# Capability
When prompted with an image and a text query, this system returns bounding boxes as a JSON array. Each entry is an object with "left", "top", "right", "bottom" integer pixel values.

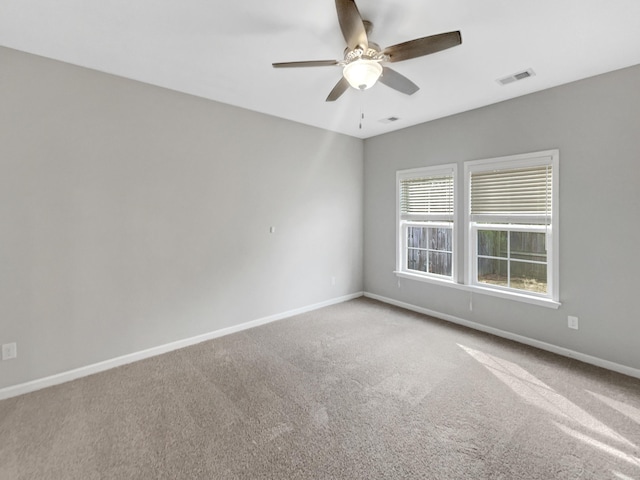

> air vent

[
  {"left": 497, "top": 68, "right": 536, "bottom": 86},
  {"left": 379, "top": 116, "right": 400, "bottom": 124}
]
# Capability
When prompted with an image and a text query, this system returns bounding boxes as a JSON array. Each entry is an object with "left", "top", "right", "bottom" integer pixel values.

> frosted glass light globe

[{"left": 343, "top": 60, "right": 383, "bottom": 90}]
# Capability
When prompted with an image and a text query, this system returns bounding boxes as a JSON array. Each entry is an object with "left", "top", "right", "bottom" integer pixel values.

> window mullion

[{"left": 507, "top": 230, "right": 511, "bottom": 289}]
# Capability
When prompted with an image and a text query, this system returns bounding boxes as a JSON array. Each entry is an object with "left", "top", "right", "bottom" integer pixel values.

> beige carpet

[{"left": 1, "top": 298, "right": 639, "bottom": 479}]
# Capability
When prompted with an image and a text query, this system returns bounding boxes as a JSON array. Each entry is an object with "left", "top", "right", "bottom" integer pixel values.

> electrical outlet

[
  {"left": 568, "top": 316, "right": 579, "bottom": 330},
  {"left": 331, "top": 276, "right": 336, "bottom": 286},
  {"left": 2, "top": 342, "right": 17, "bottom": 360}
]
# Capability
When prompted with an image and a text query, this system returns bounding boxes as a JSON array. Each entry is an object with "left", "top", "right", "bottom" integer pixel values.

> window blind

[
  {"left": 400, "top": 175, "right": 454, "bottom": 219},
  {"left": 470, "top": 165, "right": 552, "bottom": 223}
]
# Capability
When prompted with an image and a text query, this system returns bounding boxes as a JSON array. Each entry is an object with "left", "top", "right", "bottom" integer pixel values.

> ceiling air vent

[
  {"left": 497, "top": 68, "right": 536, "bottom": 86},
  {"left": 379, "top": 116, "right": 400, "bottom": 124}
]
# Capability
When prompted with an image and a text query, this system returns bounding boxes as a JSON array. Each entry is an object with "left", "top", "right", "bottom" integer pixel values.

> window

[
  {"left": 465, "top": 150, "right": 559, "bottom": 303},
  {"left": 396, "top": 164, "right": 456, "bottom": 282},
  {"left": 394, "top": 151, "right": 559, "bottom": 307}
]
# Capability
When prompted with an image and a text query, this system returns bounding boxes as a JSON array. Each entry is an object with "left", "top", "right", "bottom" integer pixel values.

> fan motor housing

[{"left": 344, "top": 46, "right": 386, "bottom": 65}]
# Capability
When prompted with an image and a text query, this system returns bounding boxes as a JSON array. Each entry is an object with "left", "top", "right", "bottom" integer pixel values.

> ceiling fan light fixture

[
  {"left": 272, "top": 0, "right": 462, "bottom": 102},
  {"left": 343, "top": 59, "right": 383, "bottom": 90}
]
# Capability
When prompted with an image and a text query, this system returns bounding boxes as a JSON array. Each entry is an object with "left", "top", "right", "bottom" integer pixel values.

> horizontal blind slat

[
  {"left": 400, "top": 174, "right": 454, "bottom": 216},
  {"left": 470, "top": 165, "right": 552, "bottom": 220}
]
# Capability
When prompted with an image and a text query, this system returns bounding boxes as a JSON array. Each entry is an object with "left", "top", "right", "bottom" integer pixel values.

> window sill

[{"left": 394, "top": 271, "right": 561, "bottom": 309}]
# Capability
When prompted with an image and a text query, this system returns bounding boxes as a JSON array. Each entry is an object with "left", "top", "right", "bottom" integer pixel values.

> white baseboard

[
  {"left": 364, "top": 292, "right": 640, "bottom": 380},
  {"left": 0, "top": 292, "right": 364, "bottom": 401}
]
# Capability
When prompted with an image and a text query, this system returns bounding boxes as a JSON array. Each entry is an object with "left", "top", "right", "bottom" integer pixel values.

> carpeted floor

[{"left": 1, "top": 298, "right": 639, "bottom": 479}]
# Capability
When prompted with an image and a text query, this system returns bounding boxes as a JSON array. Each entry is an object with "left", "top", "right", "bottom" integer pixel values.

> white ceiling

[{"left": 2, "top": 0, "right": 639, "bottom": 139}]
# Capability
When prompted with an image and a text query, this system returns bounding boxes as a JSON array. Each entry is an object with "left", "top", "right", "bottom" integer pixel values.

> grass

[{"left": 478, "top": 274, "right": 547, "bottom": 294}]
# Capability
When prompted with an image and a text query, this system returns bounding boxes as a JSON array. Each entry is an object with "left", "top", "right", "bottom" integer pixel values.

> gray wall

[
  {"left": 2, "top": 43, "right": 639, "bottom": 390},
  {"left": 364, "top": 64, "right": 640, "bottom": 371},
  {"left": 0, "top": 47, "right": 364, "bottom": 389}
]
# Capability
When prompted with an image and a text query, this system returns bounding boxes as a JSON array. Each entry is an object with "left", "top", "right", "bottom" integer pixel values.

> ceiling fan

[{"left": 272, "top": 0, "right": 462, "bottom": 102}]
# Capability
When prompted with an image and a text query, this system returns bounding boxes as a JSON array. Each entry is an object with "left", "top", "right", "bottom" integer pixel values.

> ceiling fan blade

[
  {"left": 379, "top": 67, "right": 419, "bottom": 95},
  {"left": 326, "top": 77, "right": 350, "bottom": 102},
  {"left": 383, "top": 31, "right": 462, "bottom": 63},
  {"left": 335, "top": 0, "right": 368, "bottom": 50},
  {"left": 273, "top": 60, "right": 340, "bottom": 68}
]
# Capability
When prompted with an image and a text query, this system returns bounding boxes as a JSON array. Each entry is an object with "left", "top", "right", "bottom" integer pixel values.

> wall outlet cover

[
  {"left": 568, "top": 316, "right": 579, "bottom": 330},
  {"left": 2, "top": 343, "right": 17, "bottom": 360}
]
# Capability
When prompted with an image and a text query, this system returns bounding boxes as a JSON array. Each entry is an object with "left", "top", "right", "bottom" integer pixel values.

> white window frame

[
  {"left": 396, "top": 164, "right": 458, "bottom": 285},
  {"left": 464, "top": 150, "right": 559, "bottom": 307}
]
